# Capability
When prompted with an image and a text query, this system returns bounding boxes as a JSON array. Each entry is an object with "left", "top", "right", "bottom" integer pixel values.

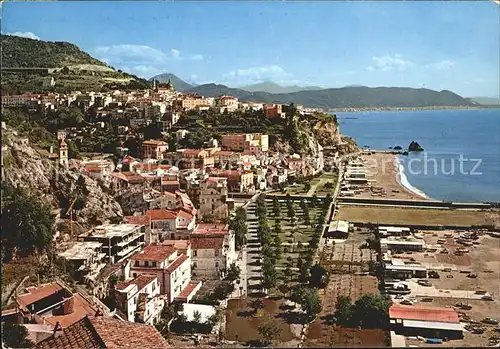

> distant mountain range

[
  {"left": 184, "top": 83, "right": 475, "bottom": 109},
  {"left": 239, "top": 81, "right": 325, "bottom": 94}
]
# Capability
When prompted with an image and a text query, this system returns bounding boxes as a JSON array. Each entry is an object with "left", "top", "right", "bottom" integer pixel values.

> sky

[{"left": 2, "top": 1, "right": 499, "bottom": 97}]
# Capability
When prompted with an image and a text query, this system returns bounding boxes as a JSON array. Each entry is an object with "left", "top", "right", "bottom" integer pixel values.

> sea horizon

[{"left": 337, "top": 108, "right": 500, "bottom": 203}]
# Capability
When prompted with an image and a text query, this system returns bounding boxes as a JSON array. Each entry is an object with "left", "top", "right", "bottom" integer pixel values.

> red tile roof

[
  {"left": 131, "top": 245, "right": 177, "bottom": 262},
  {"left": 90, "top": 316, "right": 171, "bottom": 348},
  {"left": 178, "top": 207, "right": 195, "bottom": 220},
  {"left": 389, "top": 305, "right": 460, "bottom": 323},
  {"left": 147, "top": 209, "right": 178, "bottom": 221},
  {"left": 142, "top": 139, "right": 167, "bottom": 146},
  {"left": 116, "top": 275, "right": 157, "bottom": 292},
  {"left": 44, "top": 293, "right": 98, "bottom": 329},
  {"left": 111, "top": 171, "right": 145, "bottom": 183},
  {"left": 17, "top": 282, "right": 66, "bottom": 309},
  {"left": 35, "top": 316, "right": 104, "bottom": 349},
  {"left": 175, "top": 281, "right": 201, "bottom": 301},
  {"left": 166, "top": 254, "right": 189, "bottom": 273},
  {"left": 124, "top": 215, "right": 151, "bottom": 226},
  {"left": 193, "top": 224, "right": 230, "bottom": 236},
  {"left": 36, "top": 315, "right": 171, "bottom": 349},
  {"left": 191, "top": 237, "right": 225, "bottom": 250}
]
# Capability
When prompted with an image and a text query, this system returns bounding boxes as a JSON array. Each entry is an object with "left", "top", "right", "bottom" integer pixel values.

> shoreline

[
  {"left": 329, "top": 106, "right": 486, "bottom": 113},
  {"left": 394, "top": 156, "right": 432, "bottom": 201}
]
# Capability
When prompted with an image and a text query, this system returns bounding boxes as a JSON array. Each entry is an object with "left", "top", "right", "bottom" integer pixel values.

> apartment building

[
  {"left": 199, "top": 177, "right": 229, "bottom": 220},
  {"left": 115, "top": 275, "right": 163, "bottom": 324},
  {"left": 221, "top": 133, "right": 269, "bottom": 155},
  {"left": 263, "top": 104, "right": 284, "bottom": 119},
  {"left": 173, "top": 149, "right": 215, "bottom": 169},
  {"left": 57, "top": 241, "right": 107, "bottom": 284},
  {"left": 218, "top": 170, "right": 254, "bottom": 193},
  {"left": 78, "top": 224, "right": 146, "bottom": 264},
  {"left": 129, "top": 245, "right": 198, "bottom": 304},
  {"left": 175, "top": 95, "right": 213, "bottom": 111},
  {"left": 190, "top": 224, "right": 236, "bottom": 279},
  {"left": 141, "top": 139, "right": 168, "bottom": 160},
  {"left": 145, "top": 208, "right": 196, "bottom": 241}
]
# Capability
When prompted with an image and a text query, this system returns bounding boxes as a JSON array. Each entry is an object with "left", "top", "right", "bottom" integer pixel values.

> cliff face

[
  {"left": 312, "top": 117, "right": 342, "bottom": 147},
  {"left": 2, "top": 125, "right": 123, "bottom": 235}
]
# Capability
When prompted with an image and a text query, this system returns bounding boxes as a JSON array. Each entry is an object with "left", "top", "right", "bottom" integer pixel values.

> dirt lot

[
  {"left": 225, "top": 298, "right": 297, "bottom": 344},
  {"left": 306, "top": 232, "right": 383, "bottom": 347},
  {"left": 394, "top": 234, "right": 500, "bottom": 347},
  {"left": 336, "top": 205, "right": 499, "bottom": 227},
  {"left": 305, "top": 327, "right": 388, "bottom": 347}
]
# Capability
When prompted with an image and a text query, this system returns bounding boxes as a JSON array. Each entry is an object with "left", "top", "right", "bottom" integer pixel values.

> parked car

[
  {"left": 482, "top": 295, "right": 494, "bottom": 301},
  {"left": 401, "top": 300, "right": 413, "bottom": 305},
  {"left": 482, "top": 318, "right": 499, "bottom": 325},
  {"left": 421, "top": 297, "right": 434, "bottom": 302},
  {"left": 395, "top": 295, "right": 404, "bottom": 299}
]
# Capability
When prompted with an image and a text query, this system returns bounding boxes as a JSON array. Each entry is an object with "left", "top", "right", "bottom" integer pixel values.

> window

[
  {"left": 152, "top": 262, "right": 157, "bottom": 267},
  {"left": 193, "top": 250, "right": 197, "bottom": 257},
  {"left": 215, "top": 249, "right": 219, "bottom": 257},
  {"left": 215, "top": 262, "right": 219, "bottom": 268},
  {"left": 145, "top": 261, "right": 149, "bottom": 267},
  {"left": 133, "top": 273, "right": 137, "bottom": 278}
]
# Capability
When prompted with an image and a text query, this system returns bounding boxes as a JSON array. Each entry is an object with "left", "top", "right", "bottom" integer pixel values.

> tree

[
  {"left": 283, "top": 265, "right": 293, "bottom": 283},
  {"left": 225, "top": 263, "right": 241, "bottom": 282},
  {"left": 311, "top": 194, "right": 318, "bottom": 207},
  {"left": 258, "top": 319, "right": 281, "bottom": 345},
  {"left": 272, "top": 196, "right": 281, "bottom": 217},
  {"left": 309, "top": 263, "right": 329, "bottom": 288},
  {"left": 352, "top": 294, "right": 390, "bottom": 329},
  {"left": 273, "top": 235, "right": 283, "bottom": 261},
  {"left": 1, "top": 323, "right": 34, "bottom": 348},
  {"left": 298, "top": 288, "right": 322, "bottom": 321},
  {"left": 278, "top": 283, "right": 289, "bottom": 299},
  {"left": 193, "top": 310, "right": 202, "bottom": 324},
  {"left": 335, "top": 295, "right": 353, "bottom": 326},
  {"left": 123, "top": 138, "right": 140, "bottom": 157},
  {"left": 304, "top": 182, "right": 312, "bottom": 193},
  {"left": 66, "top": 139, "right": 81, "bottom": 159},
  {"left": 1, "top": 186, "right": 54, "bottom": 262},
  {"left": 249, "top": 298, "right": 264, "bottom": 315}
]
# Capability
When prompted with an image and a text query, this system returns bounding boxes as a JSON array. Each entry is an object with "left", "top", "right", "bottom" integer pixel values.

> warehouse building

[
  {"left": 327, "top": 220, "right": 350, "bottom": 238},
  {"left": 389, "top": 305, "right": 463, "bottom": 339}
]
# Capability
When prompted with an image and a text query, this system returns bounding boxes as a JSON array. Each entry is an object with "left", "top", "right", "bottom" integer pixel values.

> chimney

[
  {"left": 52, "top": 321, "right": 63, "bottom": 338},
  {"left": 62, "top": 296, "right": 75, "bottom": 315}
]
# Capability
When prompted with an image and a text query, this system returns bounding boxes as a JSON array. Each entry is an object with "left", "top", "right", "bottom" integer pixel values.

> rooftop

[
  {"left": 166, "top": 254, "right": 189, "bottom": 273},
  {"left": 116, "top": 275, "right": 157, "bottom": 293},
  {"left": 191, "top": 236, "right": 225, "bottom": 250},
  {"left": 124, "top": 215, "right": 151, "bottom": 226},
  {"left": 389, "top": 305, "right": 460, "bottom": 323},
  {"left": 57, "top": 241, "right": 103, "bottom": 260},
  {"left": 35, "top": 316, "right": 170, "bottom": 349},
  {"left": 79, "top": 224, "right": 144, "bottom": 239},
  {"left": 44, "top": 293, "right": 99, "bottom": 329},
  {"left": 17, "top": 282, "right": 66, "bottom": 309},
  {"left": 146, "top": 209, "right": 178, "bottom": 221},
  {"left": 193, "top": 223, "right": 230, "bottom": 236},
  {"left": 131, "top": 244, "right": 177, "bottom": 262}
]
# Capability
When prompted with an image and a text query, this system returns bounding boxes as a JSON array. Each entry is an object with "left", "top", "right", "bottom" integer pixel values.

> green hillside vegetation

[{"left": 1, "top": 35, "right": 150, "bottom": 94}]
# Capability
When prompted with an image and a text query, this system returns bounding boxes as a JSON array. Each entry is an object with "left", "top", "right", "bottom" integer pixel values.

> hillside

[
  {"left": 187, "top": 84, "right": 475, "bottom": 108},
  {"left": 469, "top": 97, "right": 500, "bottom": 106},
  {"left": 149, "top": 73, "right": 193, "bottom": 92},
  {"left": 1, "top": 35, "right": 149, "bottom": 94},
  {"left": 239, "top": 81, "right": 324, "bottom": 94}
]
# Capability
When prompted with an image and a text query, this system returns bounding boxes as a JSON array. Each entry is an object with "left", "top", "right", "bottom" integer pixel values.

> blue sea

[{"left": 336, "top": 109, "right": 500, "bottom": 203}]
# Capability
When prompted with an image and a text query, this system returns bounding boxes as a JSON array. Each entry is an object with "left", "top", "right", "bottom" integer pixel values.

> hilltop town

[{"left": 2, "top": 49, "right": 500, "bottom": 349}]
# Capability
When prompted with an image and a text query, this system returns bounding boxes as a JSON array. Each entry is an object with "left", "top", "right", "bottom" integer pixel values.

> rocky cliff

[{"left": 2, "top": 125, "right": 123, "bottom": 236}]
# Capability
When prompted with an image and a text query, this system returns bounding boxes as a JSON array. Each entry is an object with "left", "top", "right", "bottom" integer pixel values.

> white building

[
  {"left": 129, "top": 244, "right": 200, "bottom": 304},
  {"left": 190, "top": 224, "right": 236, "bottom": 279},
  {"left": 115, "top": 274, "right": 164, "bottom": 325}
]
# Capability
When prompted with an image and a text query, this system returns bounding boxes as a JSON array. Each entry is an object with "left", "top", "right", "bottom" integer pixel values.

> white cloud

[
  {"left": 171, "top": 49, "right": 181, "bottom": 60},
  {"left": 94, "top": 44, "right": 204, "bottom": 78},
  {"left": 4, "top": 31, "right": 40, "bottom": 40},
  {"left": 367, "top": 54, "right": 413, "bottom": 72},
  {"left": 425, "top": 60, "right": 455, "bottom": 70},
  {"left": 222, "top": 65, "right": 293, "bottom": 85},
  {"left": 189, "top": 54, "right": 204, "bottom": 61}
]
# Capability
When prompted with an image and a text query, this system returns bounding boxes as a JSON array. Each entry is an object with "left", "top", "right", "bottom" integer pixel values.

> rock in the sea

[
  {"left": 408, "top": 141, "right": 424, "bottom": 152},
  {"left": 394, "top": 146, "right": 403, "bottom": 150}
]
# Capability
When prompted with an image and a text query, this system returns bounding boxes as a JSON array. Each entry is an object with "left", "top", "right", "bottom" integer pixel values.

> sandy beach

[{"left": 352, "top": 152, "right": 432, "bottom": 201}]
